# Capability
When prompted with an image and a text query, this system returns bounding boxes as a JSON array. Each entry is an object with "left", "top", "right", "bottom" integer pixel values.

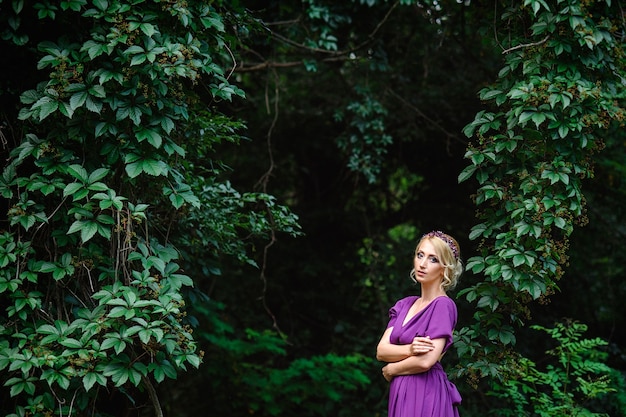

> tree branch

[
  {"left": 253, "top": 66, "right": 287, "bottom": 338},
  {"left": 236, "top": 2, "right": 400, "bottom": 73},
  {"left": 387, "top": 89, "right": 465, "bottom": 146},
  {"left": 142, "top": 375, "right": 163, "bottom": 417},
  {"left": 259, "top": 0, "right": 400, "bottom": 57},
  {"left": 236, "top": 56, "right": 350, "bottom": 72},
  {"left": 501, "top": 35, "right": 550, "bottom": 54}
]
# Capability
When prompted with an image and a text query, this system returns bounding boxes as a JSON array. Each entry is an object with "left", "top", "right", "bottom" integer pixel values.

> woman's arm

[
  {"left": 376, "top": 328, "right": 435, "bottom": 362},
  {"left": 381, "top": 337, "right": 446, "bottom": 381},
  {"left": 376, "top": 328, "right": 411, "bottom": 362}
]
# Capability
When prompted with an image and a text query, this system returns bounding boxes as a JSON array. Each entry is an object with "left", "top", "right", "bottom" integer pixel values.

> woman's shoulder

[
  {"left": 432, "top": 295, "right": 458, "bottom": 311},
  {"left": 392, "top": 295, "right": 419, "bottom": 309}
]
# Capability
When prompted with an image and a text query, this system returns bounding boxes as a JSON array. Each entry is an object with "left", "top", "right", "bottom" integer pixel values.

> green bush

[{"left": 488, "top": 320, "right": 626, "bottom": 417}]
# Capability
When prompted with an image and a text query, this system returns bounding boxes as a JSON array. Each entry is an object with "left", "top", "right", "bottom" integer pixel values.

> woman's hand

[
  {"left": 382, "top": 364, "right": 394, "bottom": 382},
  {"left": 410, "top": 336, "right": 434, "bottom": 355},
  {"left": 381, "top": 337, "right": 446, "bottom": 380}
]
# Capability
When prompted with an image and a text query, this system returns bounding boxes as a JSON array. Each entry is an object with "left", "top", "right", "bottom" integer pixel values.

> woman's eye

[{"left": 429, "top": 256, "right": 439, "bottom": 263}]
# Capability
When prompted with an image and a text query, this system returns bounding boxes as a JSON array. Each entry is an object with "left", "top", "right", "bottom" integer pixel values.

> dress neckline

[{"left": 401, "top": 295, "right": 447, "bottom": 327}]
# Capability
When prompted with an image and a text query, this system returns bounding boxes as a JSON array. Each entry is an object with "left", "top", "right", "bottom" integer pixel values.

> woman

[{"left": 376, "top": 231, "right": 463, "bottom": 417}]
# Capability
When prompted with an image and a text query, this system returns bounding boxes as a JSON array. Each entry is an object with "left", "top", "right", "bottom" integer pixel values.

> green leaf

[
  {"left": 477, "top": 295, "right": 499, "bottom": 311},
  {"left": 88, "top": 85, "right": 106, "bottom": 98},
  {"left": 93, "top": 0, "right": 108, "bottom": 11},
  {"left": 86, "top": 96, "right": 103, "bottom": 113},
  {"left": 67, "top": 164, "right": 89, "bottom": 182},
  {"left": 82, "top": 39, "right": 107, "bottom": 59},
  {"left": 94, "top": 68, "right": 123, "bottom": 84},
  {"left": 458, "top": 165, "right": 477, "bottom": 183},
  {"left": 169, "top": 193, "right": 185, "bottom": 209},
  {"left": 138, "top": 329, "right": 152, "bottom": 344},
  {"left": 531, "top": 112, "right": 546, "bottom": 128},
  {"left": 554, "top": 216, "right": 566, "bottom": 229},
  {"left": 186, "top": 354, "right": 201, "bottom": 368},
  {"left": 125, "top": 162, "right": 143, "bottom": 178},
  {"left": 88, "top": 181, "right": 109, "bottom": 192},
  {"left": 513, "top": 254, "right": 526, "bottom": 267},
  {"left": 60, "top": 338, "right": 83, "bottom": 349},
  {"left": 136, "top": 128, "right": 163, "bottom": 149},
  {"left": 33, "top": 96, "right": 59, "bottom": 120},
  {"left": 160, "top": 116, "right": 175, "bottom": 133},
  {"left": 139, "top": 23, "right": 156, "bottom": 37},
  {"left": 496, "top": 327, "right": 516, "bottom": 345},
  {"left": 20, "top": 89, "right": 39, "bottom": 105},
  {"left": 37, "top": 323, "right": 61, "bottom": 335},
  {"left": 141, "top": 159, "right": 165, "bottom": 176},
  {"left": 58, "top": 101, "right": 75, "bottom": 118},
  {"left": 88, "top": 168, "right": 109, "bottom": 183},
  {"left": 519, "top": 111, "right": 535, "bottom": 124},
  {"left": 95, "top": 122, "right": 109, "bottom": 138},
  {"left": 200, "top": 14, "right": 225, "bottom": 31},
  {"left": 39, "top": 262, "right": 58, "bottom": 274},
  {"left": 82, "top": 372, "right": 106, "bottom": 391},
  {"left": 80, "top": 221, "right": 99, "bottom": 242},
  {"left": 128, "top": 107, "right": 143, "bottom": 125},
  {"left": 63, "top": 182, "right": 83, "bottom": 197},
  {"left": 100, "top": 338, "right": 119, "bottom": 351},
  {"left": 7, "top": 376, "right": 37, "bottom": 396},
  {"left": 124, "top": 45, "right": 144, "bottom": 55},
  {"left": 130, "top": 54, "right": 147, "bottom": 66},
  {"left": 13, "top": 0, "right": 25, "bottom": 13},
  {"left": 70, "top": 90, "right": 88, "bottom": 110}
]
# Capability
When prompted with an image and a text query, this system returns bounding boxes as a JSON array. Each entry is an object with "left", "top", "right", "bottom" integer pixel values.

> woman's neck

[{"left": 420, "top": 285, "right": 446, "bottom": 301}]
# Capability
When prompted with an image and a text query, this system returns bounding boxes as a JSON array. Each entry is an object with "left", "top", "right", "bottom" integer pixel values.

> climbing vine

[
  {"left": 456, "top": 0, "right": 626, "bottom": 385},
  {"left": 0, "top": 1, "right": 300, "bottom": 416}
]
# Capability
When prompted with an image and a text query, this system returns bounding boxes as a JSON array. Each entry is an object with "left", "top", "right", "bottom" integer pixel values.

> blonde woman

[{"left": 376, "top": 231, "right": 463, "bottom": 417}]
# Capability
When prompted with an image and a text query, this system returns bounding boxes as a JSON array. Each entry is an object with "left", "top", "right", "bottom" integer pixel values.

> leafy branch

[{"left": 458, "top": 0, "right": 626, "bottom": 385}]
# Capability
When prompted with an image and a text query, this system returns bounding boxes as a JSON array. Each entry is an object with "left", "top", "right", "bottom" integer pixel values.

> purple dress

[{"left": 386, "top": 296, "right": 461, "bottom": 417}]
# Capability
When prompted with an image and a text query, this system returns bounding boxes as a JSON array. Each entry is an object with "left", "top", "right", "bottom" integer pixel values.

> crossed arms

[{"left": 376, "top": 327, "right": 446, "bottom": 382}]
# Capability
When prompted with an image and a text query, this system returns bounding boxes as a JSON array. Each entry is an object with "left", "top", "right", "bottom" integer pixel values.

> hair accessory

[{"left": 422, "top": 230, "right": 459, "bottom": 260}]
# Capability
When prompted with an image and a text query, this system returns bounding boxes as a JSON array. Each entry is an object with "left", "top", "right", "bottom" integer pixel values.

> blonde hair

[{"left": 410, "top": 231, "right": 463, "bottom": 291}]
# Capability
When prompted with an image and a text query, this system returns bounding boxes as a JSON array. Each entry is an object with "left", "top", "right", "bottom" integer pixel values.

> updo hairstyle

[{"left": 410, "top": 231, "right": 463, "bottom": 291}]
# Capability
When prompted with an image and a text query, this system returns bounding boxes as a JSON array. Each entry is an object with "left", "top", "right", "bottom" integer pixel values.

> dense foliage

[
  {"left": 0, "top": 0, "right": 625, "bottom": 417},
  {"left": 458, "top": 0, "right": 626, "bottom": 381},
  {"left": 490, "top": 320, "right": 625, "bottom": 417},
  {"left": 0, "top": 1, "right": 304, "bottom": 415}
]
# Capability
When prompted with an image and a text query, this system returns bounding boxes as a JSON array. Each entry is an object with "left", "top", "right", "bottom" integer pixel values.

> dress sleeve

[
  {"left": 386, "top": 297, "right": 407, "bottom": 329},
  {"left": 425, "top": 297, "right": 458, "bottom": 352}
]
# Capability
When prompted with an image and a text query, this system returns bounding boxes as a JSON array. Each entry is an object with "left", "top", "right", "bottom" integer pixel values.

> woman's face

[{"left": 413, "top": 239, "right": 444, "bottom": 285}]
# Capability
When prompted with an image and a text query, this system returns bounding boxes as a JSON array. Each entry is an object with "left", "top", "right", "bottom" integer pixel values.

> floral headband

[{"left": 422, "top": 230, "right": 459, "bottom": 260}]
